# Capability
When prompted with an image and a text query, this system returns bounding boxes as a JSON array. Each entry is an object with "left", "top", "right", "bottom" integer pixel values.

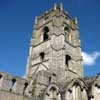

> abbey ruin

[{"left": 0, "top": 4, "right": 100, "bottom": 100}]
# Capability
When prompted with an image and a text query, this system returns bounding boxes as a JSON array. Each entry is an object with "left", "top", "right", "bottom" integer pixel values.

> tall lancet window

[
  {"left": 65, "top": 55, "right": 71, "bottom": 67},
  {"left": 43, "top": 26, "right": 49, "bottom": 41},
  {"left": 40, "top": 52, "right": 45, "bottom": 61},
  {"left": 10, "top": 79, "right": 16, "bottom": 91}
]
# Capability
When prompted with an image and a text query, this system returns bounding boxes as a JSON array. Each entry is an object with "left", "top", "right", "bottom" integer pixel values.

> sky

[{"left": 0, "top": 0, "right": 100, "bottom": 77}]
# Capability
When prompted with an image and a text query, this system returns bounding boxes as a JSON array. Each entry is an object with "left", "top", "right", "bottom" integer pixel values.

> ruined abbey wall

[
  {"left": 1, "top": 71, "right": 100, "bottom": 100},
  {"left": 0, "top": 72, "right": 30, "bottom": 100}
]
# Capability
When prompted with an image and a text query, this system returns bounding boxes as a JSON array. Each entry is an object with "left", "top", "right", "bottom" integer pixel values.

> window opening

[
  {"left": 40, "top": 52, "right": 45, "bottom": 61},
  {"left": 0, "top": 74, "right": 2, "bottom": 79},
  {"left": 64, "top": 26, "right": 69, "bottom": 32},
  {"left": 43, "top": 26, "right": 49, "bottom": 41},
  {"left": 43, "top": 26, "right": 49, "bottom": 33},
  {"left": 43, "top": 33, "right": 49, "bottom": 41},
  {"left": 23, "top": 82, "right": 28, "bottom": 95},
  {"left": 10, "top": 79, "right": 16, "bottom": 91},
  {"left": 65, "top": 55, "right": 71, "bottom": 66}
]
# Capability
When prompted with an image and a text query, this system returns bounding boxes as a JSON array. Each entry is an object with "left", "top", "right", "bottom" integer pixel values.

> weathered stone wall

[
  {"left": 1, "top": 71, "right": 100, "bottom": 100},
  {"left": 0, "top": 72, "right": 30, "bottom": 100}
]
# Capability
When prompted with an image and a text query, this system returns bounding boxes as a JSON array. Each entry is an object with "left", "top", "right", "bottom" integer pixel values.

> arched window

[
  {"left": 0, "top": 74, "right": 2, "bottom": 79},
  {"left": 43, "top": 33, "right": 49, "bottom": 41},
  {"left": 10, "top": 79, "right": 16, "bottom": 91},
  {"left": 43, "top": 26, "right": 49, "bottom": 33},
  {"left": 64, "top": 26, "right": 69, "bottom": 32},
  {"left": 23, "top": 82, "right": 28, "bottom": 95},
  {"left": 43, "top": 26, "right": 49, "bottom": 41},
  {"left": 65, "top": 55, "right": 71, "bottom": 67},
  {"left": 40, "top": 52, "right": 45, "bottom": 61}
]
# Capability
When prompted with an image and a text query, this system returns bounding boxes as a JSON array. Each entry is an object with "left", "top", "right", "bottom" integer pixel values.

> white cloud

[{"left": 82, "top": 51, "right": 100, "bottom": 66}]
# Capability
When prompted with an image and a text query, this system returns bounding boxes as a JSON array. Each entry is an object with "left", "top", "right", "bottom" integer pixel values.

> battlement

[
  {"left": 35, "top": 3, "right": 70, "bottom": 23},
  {"left": 33, "top": 3, "right": 77, "bottom": 31}
]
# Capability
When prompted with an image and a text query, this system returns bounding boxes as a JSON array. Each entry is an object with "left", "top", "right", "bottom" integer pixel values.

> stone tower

[
  {"left": 26, "top": 4, "right": 83, "bottom": 80},
  {"left": 1, "top": 3, "right": 100, "bottom": 100},
  {"left": 25, "top": 3, "right": 84, "bottom": 98}
]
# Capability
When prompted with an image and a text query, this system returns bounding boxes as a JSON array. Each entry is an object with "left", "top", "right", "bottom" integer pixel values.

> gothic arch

[
  {"left": 44, "top": 84, "right": 61, "bottom": 100},
  {"left": 65, "top": 78, "right": 88, "bottom": 100},
  {"left": 43, "top": 26, "right": 49, "bottom": 33},
  {"left": 23, "top": 82, "right": 28, "bottom": 95},
  {"left": 43, "top": 26, "right": 49, "bottom": 41},
  {"left": 10, "top": 78, "right": 16, "bottom": 91},
  {"left": 64, "top": 26, "right": 70, "bottom": 32},
  {"left": 91, "top": 76, "right": 100, "bottom": 100}
]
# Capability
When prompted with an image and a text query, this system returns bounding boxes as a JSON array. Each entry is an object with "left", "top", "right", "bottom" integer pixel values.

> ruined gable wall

[{"left": 0, "top": 72, "right": 30, "bottom": 100}]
